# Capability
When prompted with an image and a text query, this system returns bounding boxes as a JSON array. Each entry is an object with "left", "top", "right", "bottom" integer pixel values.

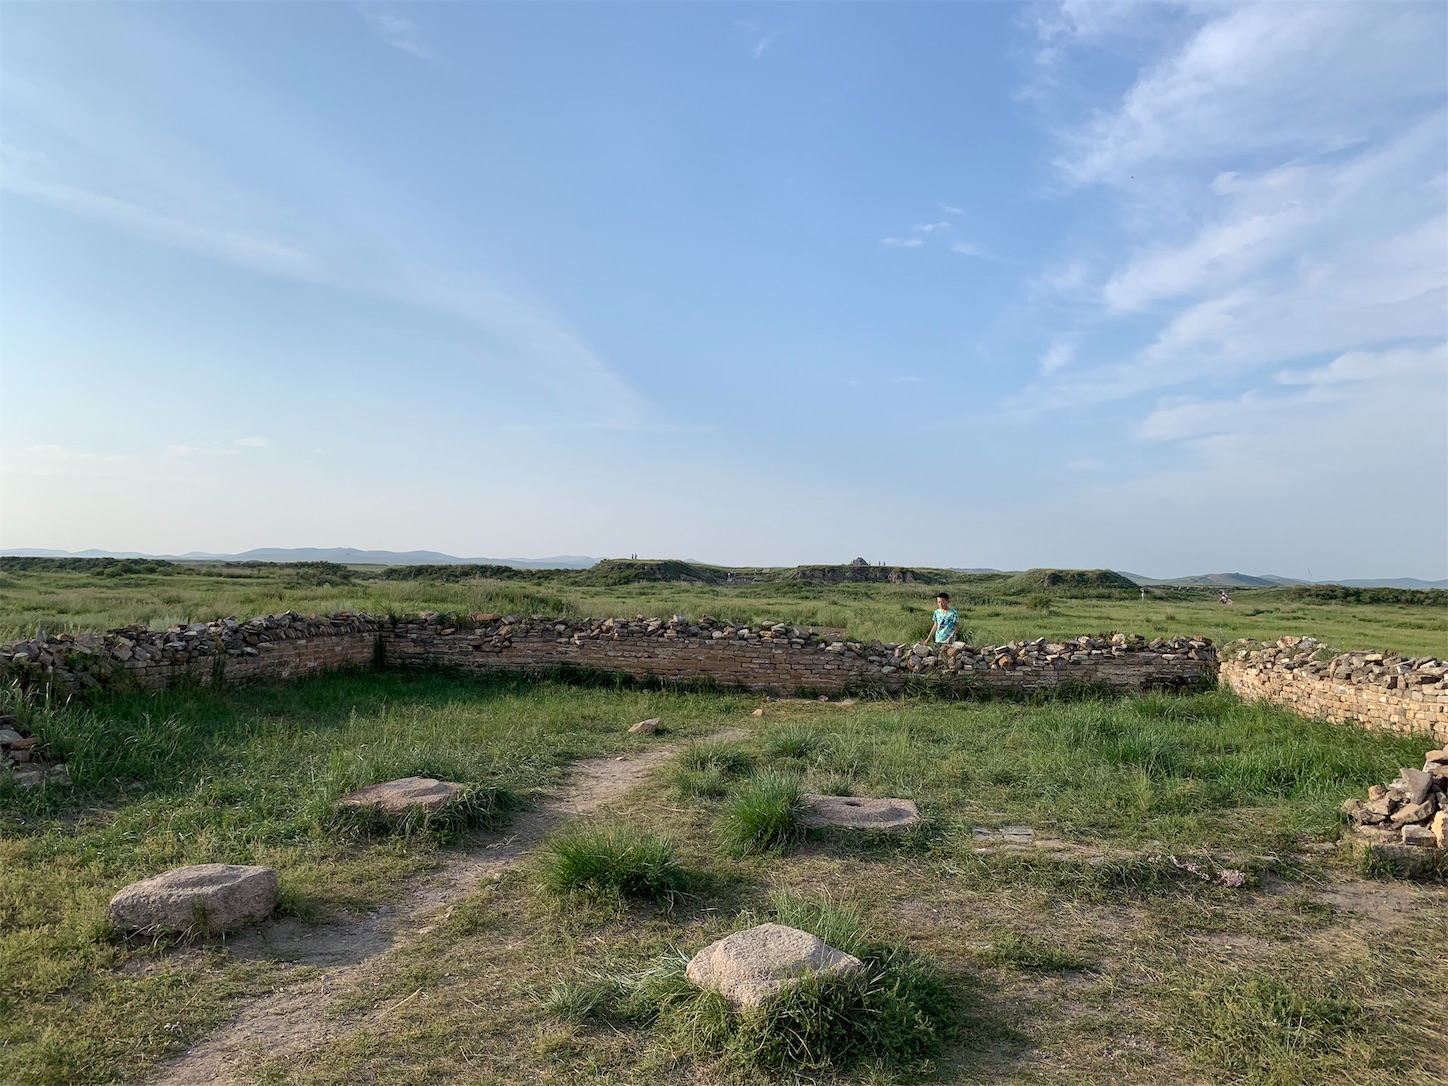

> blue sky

[{"left": 2, "top": 1, "right": 1445, "bottom": 579}]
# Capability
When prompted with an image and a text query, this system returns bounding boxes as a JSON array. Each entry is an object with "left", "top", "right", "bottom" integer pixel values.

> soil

[{"left": 148, "top": 733, "right": 740, "bottom": 1086}]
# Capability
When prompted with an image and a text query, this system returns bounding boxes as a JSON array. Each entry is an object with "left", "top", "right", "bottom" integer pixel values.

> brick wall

[{"left": 1219, "top": 637, "right": 1448, "bottom": 744}]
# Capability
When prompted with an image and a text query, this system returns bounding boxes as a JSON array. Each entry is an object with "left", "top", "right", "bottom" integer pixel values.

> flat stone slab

[
  {"left": 685, "top": 923, "right": 862, "bottom": 1009},
  {"left": 798, "top": 794, "right": 921, "bottom": 832},
  {"left": 108, "top": 864, "right": 277, "bottom": 934},
  {"left": 337, "top": 776, "right": 465, "bottom": 814}
]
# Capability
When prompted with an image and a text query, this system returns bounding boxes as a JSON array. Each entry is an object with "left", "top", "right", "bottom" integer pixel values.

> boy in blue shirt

[{"left": 927, "top": 593, "right": 960, "bottom": 646}]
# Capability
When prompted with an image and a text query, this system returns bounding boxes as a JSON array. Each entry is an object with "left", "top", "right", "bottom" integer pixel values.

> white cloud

[
  {"left": 235, "top": 436, "right": 271, "bottom": 447},
  {"left": 890, "top": 376, "right": 923, "bottom": 384},
  {"left": 939, "top": 203, "right": 964, "bottom": 216},
  {"left": 912, "top": 221, "right": 951, "bottom": 234},
  {"left": 735, "top": 20, "right": 782, "bottom": 60},
  {"left": 949, "top": 240, "right": 994, "bottom": 260},
  {"left": 880, "top": 236, "right": 923, "bottom": 249},
  {"left": 165, "top": 444, "right": 238, "bottom": 457},
  {"left": 360, "top": 8, "right": 437, "bottom": 63},
  {"left": 1275, "top": 343, "right": 1446, "bottom": 388},
  {"left": 1054, "top": 3, "right": 1446, "bottom": 187},
  {"left": 1038, "top": 339, "right": 1076, "bottom": 374}
]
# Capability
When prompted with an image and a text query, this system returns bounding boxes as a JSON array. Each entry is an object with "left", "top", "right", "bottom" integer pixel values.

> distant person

[
  {"left": 1219, "top": 590, "right": 1232, "bottom": 604},
  {"left": 1140, "top": 587, "right": 1146, "bottom": 601},
  {"left": 926, "top": 592, "right": 960, "bottom": 647}
]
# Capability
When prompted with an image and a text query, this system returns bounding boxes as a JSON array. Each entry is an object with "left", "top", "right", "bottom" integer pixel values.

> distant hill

[
  {"left": 1335, "top": 577, "right": 1448, "bottom": 590},
  {"left": 2, "top": 547, "right": 597, "bottom": 569},
  {"left": 1121, "top": 571, "right": 1446, "bottom": 590}
]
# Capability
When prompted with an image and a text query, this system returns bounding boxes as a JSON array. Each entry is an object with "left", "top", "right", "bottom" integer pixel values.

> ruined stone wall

[
  {"left": 0, "top": 611, "right": 1214, "bottom": 697},
  {"left": 0, "top": 612, "right": 380, "bottom": 692},
  {"left": 1219, "top": 637, "right": 1448, "bottom": 744},
  {"left": 382, "top": 614, "right": 1215, "bottom": 694}
]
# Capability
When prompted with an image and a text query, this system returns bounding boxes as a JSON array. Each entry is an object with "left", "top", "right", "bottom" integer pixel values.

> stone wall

[
  {"left": 1219, "top": 637, "right": 1448, "bottom": 744},
  {"left": 0, "top": 611, "right": 1215, "bottom": 697},
  {"left": 383, "top": 614, "right": 1215, "bottom": 694}
]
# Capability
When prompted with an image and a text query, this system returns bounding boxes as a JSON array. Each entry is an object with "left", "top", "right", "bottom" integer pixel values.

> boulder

[
  {"left": 685, "top": 923, "right": 862, "bottom": 1009},
  {"left": 797, "top": 794, "right": 921, "bottom": 833},
  {"left": 108, "top": 864, "right": 277, "bottom": 933},
  {"left": 337, "top": 776, "right": 465, "bottom": 814},
  {"left": 629, "top": 718, "right": 660, "bottom": 735},
  {"left": 1433, "top": 810, "right": 1447, "bottom": 849}
]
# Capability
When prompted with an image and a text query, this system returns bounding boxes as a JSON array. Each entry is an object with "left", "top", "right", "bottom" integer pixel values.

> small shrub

[
  {"left": 718, "top": 770, "right": 803, "bottom": 856},
  {"left": 541, "top": 825, "right": 689, "bottom": 906},
  {"left": 1024, "top": 593, "right": 1052, "bottom": 612}
]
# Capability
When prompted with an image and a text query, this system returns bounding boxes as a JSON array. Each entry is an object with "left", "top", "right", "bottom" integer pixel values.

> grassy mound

[
  {"left": 1003, "top": 568, "right": 1139, "bottom": 594},
  {"left": 576, "top": 559, "right": 727, "bottom": 586},
  {"left": 545, "top": 893, "right": 959, "bottom": 1076}
]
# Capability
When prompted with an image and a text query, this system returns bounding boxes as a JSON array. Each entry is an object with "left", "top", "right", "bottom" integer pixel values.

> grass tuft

[
  {"left": 717, "top": 769, "right": 803, "bottom": 856},
  {"left": 548, "top": 894, "right": 959, "bottom": 1075},
  {"left": 978, "top": 930, "right": 1092, "bottom": 971},
  {"left": 668, "top": 741, "right": 753, "bottom": 799},
  {"left": 540, "top": 825, "right": 689, "bottom": 906}
]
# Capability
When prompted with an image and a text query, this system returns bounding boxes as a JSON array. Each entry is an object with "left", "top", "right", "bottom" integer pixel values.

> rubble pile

[
  {"left": 1342, "top": 749, "right": 1448, "bottom": 851},
  {"left": 0, "top": 713, "right": 70, "bottom": 789}
]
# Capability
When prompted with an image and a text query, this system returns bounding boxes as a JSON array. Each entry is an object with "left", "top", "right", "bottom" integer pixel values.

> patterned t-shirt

[{"left": 933, "top": 607, "right": 958, "bottom": 644}]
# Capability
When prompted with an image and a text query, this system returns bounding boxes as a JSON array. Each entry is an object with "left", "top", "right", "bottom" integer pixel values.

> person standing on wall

[{"left": 926, "top": 593, "right": 961, "bottom": 647}]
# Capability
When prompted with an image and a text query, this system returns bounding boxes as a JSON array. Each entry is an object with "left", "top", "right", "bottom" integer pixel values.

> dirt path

[{"left": 150, "top": 733, "right": 738, "bottom": 1086}]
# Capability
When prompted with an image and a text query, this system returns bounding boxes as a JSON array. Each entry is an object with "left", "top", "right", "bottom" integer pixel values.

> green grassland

[
  {"left": 2, "top": 671, "right": 1444, "bottom": 1085},
  {"left": 1, "top": 559, "right": 1445, "bottom": 1084},
  {"left": 1, "top": 558, "right": 1443, "bottom": 656}
]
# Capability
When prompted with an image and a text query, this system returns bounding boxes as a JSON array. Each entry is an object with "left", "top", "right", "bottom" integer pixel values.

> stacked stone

[
  {"left": 895, "top": 632, "right": 1213, "bottom": 677},
  {"left": 0, "top": 611, "right": 383, "bottom": 691},
  {"left": 4, "top": 608, "right": 1217, "bottom": 700},
  {"left": 1342, "top": 750, "right": 1448, "bottom": 850},
  {"left": 0, "top": 713, "right": 69, "bottom": 789},
  {"left": 1220, "top": 637, "right": 1447, "bottom": 743}
]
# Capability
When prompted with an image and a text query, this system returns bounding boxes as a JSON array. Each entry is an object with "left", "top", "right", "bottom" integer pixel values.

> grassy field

[
  {"left": 2, "top": 665, "right": 1445, "bottom": 1085},
  {"left": 2, "top": 563, "right": 1444, "bottom": 1084},
  {"left": 1, "top": 560, "right": 1444, "bottom": 656}
]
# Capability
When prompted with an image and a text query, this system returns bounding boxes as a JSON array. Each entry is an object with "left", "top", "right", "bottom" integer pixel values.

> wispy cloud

[
  {"left": 939, "top": 203, "right": 964, "bottom": 216},
  {"left": 0, "top": 150, "right": 316, "bottom": 279},
  {"left": 165, "top": 444, "right": 239, "bottom": 457},
  {"left": 949, "top": 240, "right": 995, "bottom": 260},
  {"left": 1038, "top": 338, "right": 1076, "bottom": 375},
  {"left": 1021, "top": 0, "right": 1447, "bottom": 415},
  {"left": 235, "top": 437, "right": 271, "bottom": 447},
  {"left": 360, "top": 7, "right": 437, "bottom": 63},
  {"left": 889, "top": 375, "right": 923, "bottom": 384},
  {"left": 912, "top": 221, "right": 950, "bottom": 234},
  {"left": 735, "top": 20, "right": 782, "bottom": 60},
  {"left": 880, "top": 236, "right": 923, "bottom": 249}
]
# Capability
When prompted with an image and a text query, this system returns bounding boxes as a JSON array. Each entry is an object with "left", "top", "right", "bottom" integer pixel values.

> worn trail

[{"left": 149, "top": 733, "right": 740, "bottom": 1086}]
